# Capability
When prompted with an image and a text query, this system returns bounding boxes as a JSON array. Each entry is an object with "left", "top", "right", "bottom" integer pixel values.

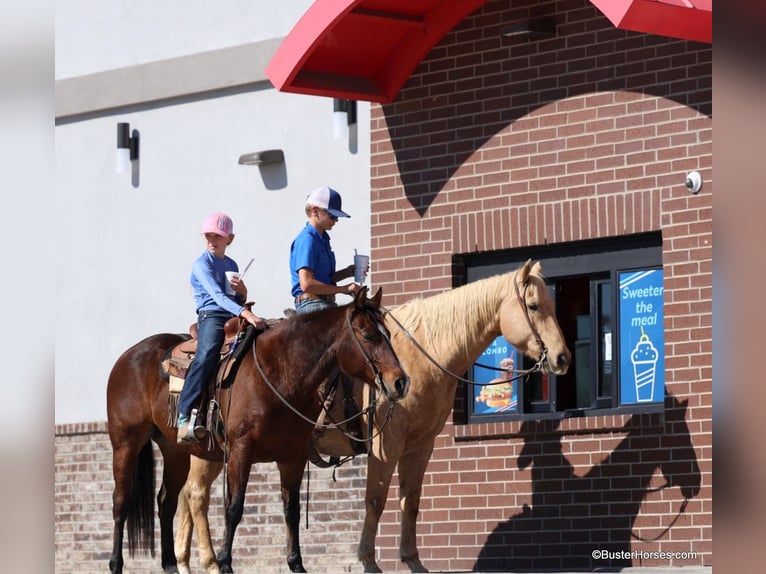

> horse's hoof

[
  {"left": 219, "top": 565, "right": 233, "bottom": 574},
  {"left": 287, "top": 552, "right": 306, "bottom": 572},
  {"left": 363, "top": 563, "right": 382, "bottom": 574},
  {"left": 402, "top": 556, "right": 428, "bottom": 573}
]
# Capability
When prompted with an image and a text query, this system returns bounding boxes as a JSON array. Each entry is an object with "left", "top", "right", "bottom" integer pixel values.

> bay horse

[
  {"left": 106, "top": 287, "right": 409, "bottom": 574},
  {"left": 174, "top": 259, "right": 570, "bottom": 573}
]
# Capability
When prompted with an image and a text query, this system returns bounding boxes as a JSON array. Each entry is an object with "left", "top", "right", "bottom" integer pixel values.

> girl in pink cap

[{"left": 177, "top": 212, "right": 266, "bottom": 444}]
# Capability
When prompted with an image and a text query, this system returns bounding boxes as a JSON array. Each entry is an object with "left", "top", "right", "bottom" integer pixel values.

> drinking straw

[{"left": 240, "top": 258, "right": 254, "bottom": 279}]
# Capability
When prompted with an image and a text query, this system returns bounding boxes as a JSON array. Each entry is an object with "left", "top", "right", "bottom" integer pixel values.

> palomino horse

[
  {"left": 106, "top": 287, "right": 408, "bottom": 574},
  {"left": 320, "top": 259, "right": 571, "bottom": 572},
  {"left": 174, "top": 259, "right": 569, "bottom": 573}
]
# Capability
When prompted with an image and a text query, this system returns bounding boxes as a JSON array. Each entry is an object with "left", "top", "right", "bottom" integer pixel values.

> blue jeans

[
  {"left": 178, "top": 310, "right": 233, "bottom": 417},
  {"left": 295, "top": 297, "right": 337, "bottom": 314}
]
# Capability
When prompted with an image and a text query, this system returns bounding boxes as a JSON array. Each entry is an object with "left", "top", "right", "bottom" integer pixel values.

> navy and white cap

[{"left": 306, "top": 186, "right": 351, "bottom": 218}]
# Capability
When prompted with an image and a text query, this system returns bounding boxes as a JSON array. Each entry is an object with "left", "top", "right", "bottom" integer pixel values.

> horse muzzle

[
  {"left": 379, "top": 373, "right": 410, "bottom": 402},
  {"left": 542, "top": 348, "right": 571, "bottom": 375}
]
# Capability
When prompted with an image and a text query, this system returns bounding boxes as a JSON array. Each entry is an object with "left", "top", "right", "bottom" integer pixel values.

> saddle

[
  {"left": 160, "top": 305, "right": 259, "bottom": 438},
  {"left": 161, "top": 306, "right": 286, "bottom": 450},
  {"left": 161, "top": 316, "right": 245, "bottom": 395}
]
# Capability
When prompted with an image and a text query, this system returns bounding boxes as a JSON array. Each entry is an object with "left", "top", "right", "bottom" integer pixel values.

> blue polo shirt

[
  {"left": 190, "top": 251, "right": 243, "bottom": 316},
  {"left": 290, "top": 223, "right": 336, "bottom": 297}
]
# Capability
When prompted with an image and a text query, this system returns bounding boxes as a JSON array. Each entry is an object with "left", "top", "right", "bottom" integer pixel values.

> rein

[
  {"left": 313, "top": 373, "right": 396, "bottom": 443},
  {"left": 251, "top": 306, "right": 394, "bottom": 429},
  {"left": 630, "top": 488, "right": 689, "bottom": 542},
  {"left": 382, "top": 275, "right": 550, "bottom": 388}
]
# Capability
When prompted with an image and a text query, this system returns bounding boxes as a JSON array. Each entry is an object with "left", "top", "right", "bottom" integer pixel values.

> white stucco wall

[
  {"left": 55, "top": 1, "right": 314, "bottom": 78},
  {"left": 55, "top": 3, "right": 373, "bottom": 425}
]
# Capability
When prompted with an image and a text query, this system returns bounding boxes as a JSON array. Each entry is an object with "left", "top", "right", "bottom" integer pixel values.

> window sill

[{"left": 455, "top": 406, "right": 665, "bottom": 442}]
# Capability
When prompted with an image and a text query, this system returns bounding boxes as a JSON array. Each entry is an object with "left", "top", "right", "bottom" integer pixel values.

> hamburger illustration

[{"left": 476, "top": 379, "right": 513, "bottom": 409}]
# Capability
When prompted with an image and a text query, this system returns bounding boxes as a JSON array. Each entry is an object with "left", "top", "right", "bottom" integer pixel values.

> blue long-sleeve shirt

[{"left": 190, "top": 251, "right": 244, "bottom": 316}]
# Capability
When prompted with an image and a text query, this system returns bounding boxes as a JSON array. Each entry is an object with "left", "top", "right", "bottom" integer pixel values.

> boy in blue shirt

[
  {"left": 290, "top": 186, "right": 365, "bottom": 314},
  {"left": 177, "top": 212, "right": 266, "bottom": 444}
]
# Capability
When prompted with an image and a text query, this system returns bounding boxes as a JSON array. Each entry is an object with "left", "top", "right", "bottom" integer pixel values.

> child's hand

[
  {"left": 229, "top": 275, "right": 247, "bottom": 297},
  {"left": 241, "top": 309, "right": 267, "bottom": 330}
]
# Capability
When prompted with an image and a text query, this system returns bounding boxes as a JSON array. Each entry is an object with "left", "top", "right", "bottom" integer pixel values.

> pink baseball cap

[{"left": 201, "top": 212, "right": 234, "bottom": 237}]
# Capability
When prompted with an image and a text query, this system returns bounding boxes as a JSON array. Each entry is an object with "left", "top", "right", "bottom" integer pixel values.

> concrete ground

[{"left": 462, "top": 569, "right": 712, "bottom": 574}]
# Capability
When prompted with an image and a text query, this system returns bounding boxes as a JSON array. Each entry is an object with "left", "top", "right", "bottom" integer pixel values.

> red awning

[
  {"left": 589, "top": 0, "right": 711, "bottom": 44},
  {"left": 265, "top": 0, "right": 490, "bottom": 103},
  {"left": 265, "top": 0, "right": 712, "bottom": 103}
]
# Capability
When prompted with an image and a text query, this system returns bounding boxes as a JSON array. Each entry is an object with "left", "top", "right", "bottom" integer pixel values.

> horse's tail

[{"left": 126, "top": 441, "right": 155, "bottom": 557}]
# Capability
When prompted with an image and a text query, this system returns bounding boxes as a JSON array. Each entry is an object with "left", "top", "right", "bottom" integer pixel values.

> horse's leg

[
  {"left": 108, "top": 443, "right": 138, "bottom": 574},
  {"left": 178, "top": 456, "right": 224, "bottom": 574},
  {"left": 396, "top": 440, "right": 435, "bottom": 573},
  {"left": 277, "top": 459, "right": 307, "bottom": 573},
  {"left": 156, "top": 443, "right": 191, "bottom": 574},
  {"left": 174, "top": 482, "right": 194, "bottom": 574},
  {"left": 108, "top": 436, "right": 154, "bottom": 574},
  {"left": 217, "top": 446, "right": 253, "bottom": 574},
  {"left": 359, "top": 453, "right": 400, "bottom": 573}
]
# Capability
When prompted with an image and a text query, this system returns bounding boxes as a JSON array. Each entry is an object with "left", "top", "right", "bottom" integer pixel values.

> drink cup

[
  {"left": 224, "top": 271, "right": 240, "bottom": 296},
  {"left": 354, "top": 254, "right": 370, "bottom": 284}
]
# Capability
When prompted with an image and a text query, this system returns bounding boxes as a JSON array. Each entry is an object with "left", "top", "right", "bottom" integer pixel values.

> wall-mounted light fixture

[
  {"left": 116, "top": 122, "right": 139, "bottom": 174},
  {"left": 333, "top": 98, "right": 357, "bottom": 140},
  {"left": 501, "top": 16, "right": 556, "bottom": 40},
  {"left": 238, "top": 148, "right": 287, "bottom": 190},
  {"left": 238, "top": 149, "right": 285, "bottom": 166}
]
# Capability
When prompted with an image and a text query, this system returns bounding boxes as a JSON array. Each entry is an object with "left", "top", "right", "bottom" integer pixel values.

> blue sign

[
  {"left": 619, "top": 269, "right": 665, "bottom": 404},
  {"left": 473, "top": 336, "right": 518, "bottom": 414}
]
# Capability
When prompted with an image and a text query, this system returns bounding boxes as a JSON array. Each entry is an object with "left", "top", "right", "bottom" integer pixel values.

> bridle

[
  {"left": 510, "top": 273, "right": 549, "bottom": 374},
  {"left": 343, "top": 306, "right": 403, "bottom": 403},
  {"left": 252, "top": 304, "right": 399, "bottom": 427},
  {"left": 382, "top": 274, "right": 550, "bottom": 388}
]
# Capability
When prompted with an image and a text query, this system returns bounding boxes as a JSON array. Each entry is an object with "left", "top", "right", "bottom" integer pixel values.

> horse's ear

[
  {"left": 531, "top": 261, "right": 543, "bottom": 276},
  {"left": 370, "top": 287, "right": 383, "bottom": 308},
  {"left": 354, "top": 285, "right": 369, "bottom": 308},
  {"left": 517, "top": 259, "right": 533, "bottom": 284}
]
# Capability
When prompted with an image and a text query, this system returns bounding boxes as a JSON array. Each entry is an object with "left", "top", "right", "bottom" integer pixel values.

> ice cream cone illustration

[{"left": 630, "top": 328, "right": 658, "bottom": 402}]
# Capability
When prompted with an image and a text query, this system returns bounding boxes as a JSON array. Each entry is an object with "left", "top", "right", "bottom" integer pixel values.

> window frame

[{"left": 461, "top": 233, "right": 665, "bottom": 423}]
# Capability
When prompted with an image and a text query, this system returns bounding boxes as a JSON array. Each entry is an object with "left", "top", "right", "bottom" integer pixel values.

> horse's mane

[
  {"left": 389, "top": 268, "right": 523, "bottom": 360},
  {"left": 281, "top": 298, "right": 384, "bottom": 333}
]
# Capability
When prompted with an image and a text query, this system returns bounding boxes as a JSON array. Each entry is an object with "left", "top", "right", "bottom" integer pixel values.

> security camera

[{"left": 685, "top": 171, "right": 703, "bottom": 194}]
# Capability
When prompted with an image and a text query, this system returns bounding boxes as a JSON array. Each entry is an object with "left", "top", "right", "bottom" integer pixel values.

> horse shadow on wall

[
  {"left": 381, "top": 1, "right": 713, "bottom": 216},
  {"left": 473, "top": 392, "right": 702, "bottom": 572}
]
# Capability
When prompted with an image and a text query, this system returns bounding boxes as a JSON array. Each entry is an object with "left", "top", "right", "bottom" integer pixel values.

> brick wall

[
  {"left": 55, "top": 422, "right": 370, "bottom": 572},
  {"left": 369, "top": 0, "right": 711, "bottom": 571},
  {"left": 54, "top": 0, "right": 711, "bottom": 572}
]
